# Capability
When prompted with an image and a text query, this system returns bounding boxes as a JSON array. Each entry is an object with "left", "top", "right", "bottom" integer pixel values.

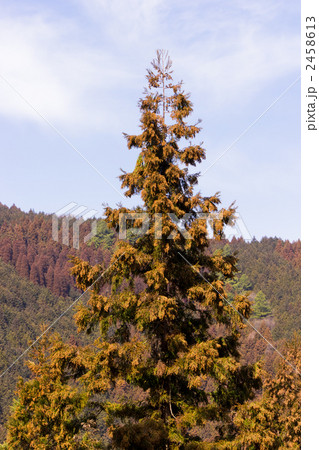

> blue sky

[{"left": 0, "top": 0, "right": 300, "bottom": 240}]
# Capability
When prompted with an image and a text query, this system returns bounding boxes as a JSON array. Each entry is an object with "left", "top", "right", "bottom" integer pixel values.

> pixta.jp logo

[{"left": 52, "top": 203, "right": 98, "bottom": 249}]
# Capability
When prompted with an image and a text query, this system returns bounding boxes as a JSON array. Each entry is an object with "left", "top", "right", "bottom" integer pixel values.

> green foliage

[
  {"left": 0, "top": 259, "right": 80, "bottom": 442},
  {"left": 252, "top": 291, "right": 272, "bottom": 319},
  {"left": 221, "top": 244, "right": 232, "bottom": 257},
  {"left": 218, "top": 237, "right": 300, "bottom": 341},
  {"left": 236, "top": 274, "right": 252, "bottom": 293},
  {"left": 88, "top": 220, "right": 116, "bottom": 250},
  {"left": 225, "top": 272, "right": 252, "bottom": 303}
]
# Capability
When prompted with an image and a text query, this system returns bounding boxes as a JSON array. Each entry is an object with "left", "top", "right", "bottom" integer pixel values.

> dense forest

[
  {"left": 0, "top": 203, "right": 115, "bottom": 440},
  {"left": 0, "top": 209, "right": 301, "bottom": 446},
  {"left": 0, "top": 52, "right": 300, "bottom": 448}
]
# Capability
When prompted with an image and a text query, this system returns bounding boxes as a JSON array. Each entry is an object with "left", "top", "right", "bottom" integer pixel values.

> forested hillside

[
  {"left": 210, "top": 237, "right": 301, "bottom": 341},
  {"left": 0, "top": 203, "right": 114, "bottom": 441},
  {"left": 0, "top": 203, "right": 300, "bottom": 443},
  {"left": 0, "top": 259, "right": 78, "bottom": 439},
  {"left": 0, "top": 203, "right": 112, "bottom": 297}
]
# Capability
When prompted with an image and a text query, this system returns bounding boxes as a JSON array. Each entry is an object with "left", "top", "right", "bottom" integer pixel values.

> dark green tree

[
  {"left": 88, "top": 220, "right": 116, "bottom": 251},
  {"left": 226, "top": 273, "right": 252, "bottom": 302},
  {"left": 252, "top": 291, "right": 272, "bottom": 319},
  {"left": 236, "top": 274, "right": 252, "bottom": 293}
]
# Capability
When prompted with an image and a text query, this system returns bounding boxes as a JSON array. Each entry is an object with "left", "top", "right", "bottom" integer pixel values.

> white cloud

[
  {"left": 79, "top": 0, "right": 300, "bottom": 105},
  {"left": 168, "top": 3, "right": 300, "bottom": 106},
  {"left": 0, "top": 0, "right": 300, "bottom": 131},
  {"left": 0, "top": 11, "right": 137, "bottom": 131},
  {"left": 78, "top": 0, "right": 164, "bottom": 42}
]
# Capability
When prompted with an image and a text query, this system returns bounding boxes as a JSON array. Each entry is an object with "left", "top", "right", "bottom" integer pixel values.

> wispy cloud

[
  {"left": 79, "top": 0, "right": 300, "bottom": 100},
  {"left": 0, "top": 0, "right": 299, "bottom": 132},
  {"left": 0, "top": 11, "right": 136, "bottom": 130}
]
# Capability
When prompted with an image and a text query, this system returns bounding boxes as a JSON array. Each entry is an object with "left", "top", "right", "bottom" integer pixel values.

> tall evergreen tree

[{"left": 69, "top": 50, "right": 260, "bottom": 447}]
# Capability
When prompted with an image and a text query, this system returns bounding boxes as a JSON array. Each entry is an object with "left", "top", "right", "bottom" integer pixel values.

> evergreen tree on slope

[
  {"left": 70, "top": 50, "right": 261, "bottom": 447},
  {"left": 3, "top": 51, "right": 261, "bottom": 449}
]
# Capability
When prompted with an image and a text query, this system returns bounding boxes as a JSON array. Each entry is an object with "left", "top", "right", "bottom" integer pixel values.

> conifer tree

[
  {"left": 70, "top": 50, "right": 261, "bottom": 447},
  {"left": 252, "top": 291, "right": 272, "bottom": 319}
]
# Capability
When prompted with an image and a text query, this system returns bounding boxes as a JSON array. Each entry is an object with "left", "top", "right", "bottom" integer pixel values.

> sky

[{"left": 0, "top": 0, "right": 300, "bottom": 241}]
